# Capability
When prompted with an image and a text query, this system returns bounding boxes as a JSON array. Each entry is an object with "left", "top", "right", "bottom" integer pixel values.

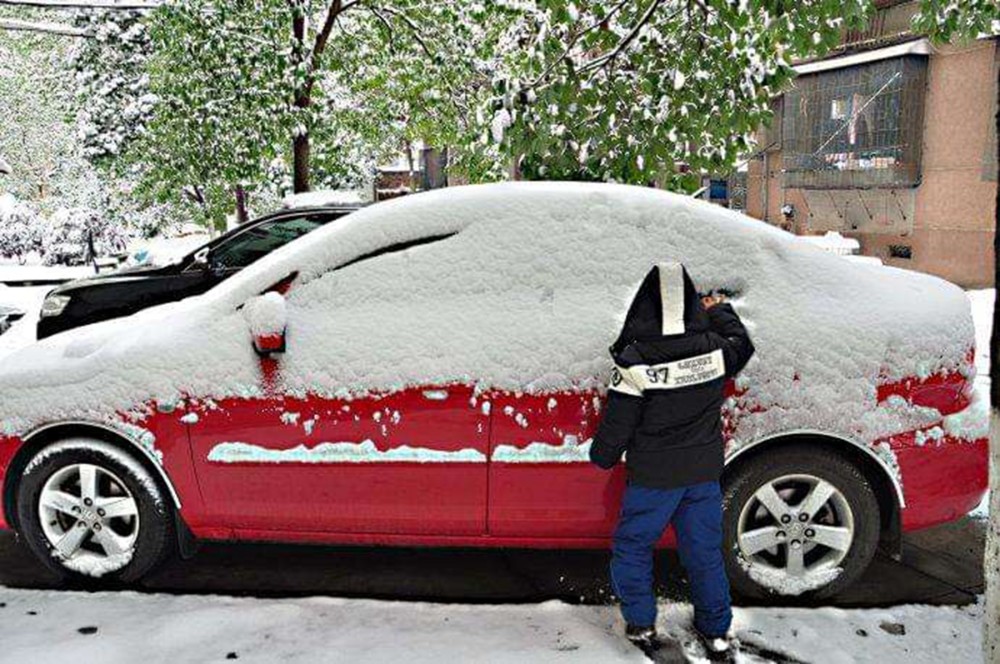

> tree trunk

[
  {"left": 293, "top": 130, "right": 310, "bottom": 193},
  {"left": 291, "top": 10, "right": 310, "bottom": 193},
  {"left": 234, "top": 185, "right": 249, "bottom": 225},
  {"left": 985, "top": 51, "right": 1000, "bottom": 664}
]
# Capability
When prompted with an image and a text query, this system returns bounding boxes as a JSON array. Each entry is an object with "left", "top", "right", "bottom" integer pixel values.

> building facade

[{"left": 745, "top": 1, "right": 998, "bottom": 287}]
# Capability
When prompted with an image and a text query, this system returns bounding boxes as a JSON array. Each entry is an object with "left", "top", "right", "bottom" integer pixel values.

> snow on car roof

[{"left": 0, "top": 182, "right": 975, "bottom": 455}]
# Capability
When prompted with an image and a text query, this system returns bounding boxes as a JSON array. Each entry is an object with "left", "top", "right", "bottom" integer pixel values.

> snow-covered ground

[
  {"left": 0, "top": 588, "right": 983, "bottom": 664},
  {"left": 0, "top": 262, "right": 92, "bottom": 284}
]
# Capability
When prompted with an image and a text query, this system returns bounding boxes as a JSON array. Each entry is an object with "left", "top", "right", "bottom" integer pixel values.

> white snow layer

[
  {"left": 493, "top": 435, "right": 593, "bottom": 463},
  {"left": 208, "top": 440, "right": 486, "bottom": 464},
  {"left": 282, "top": 189, "right": 368, "bottom": 208},
  {"left": 0, "top": 183, "right": 975, "bottom": 457},
  {"left": 0, "top": 587, "right": 982, "bottom": 664},
  {"left": 242, "top": 291, "right": 286, "bottom": 337}
]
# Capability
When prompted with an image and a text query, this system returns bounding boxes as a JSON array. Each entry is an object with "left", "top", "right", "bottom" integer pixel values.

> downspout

[{"left": 761, "top": 152, "right": 769, "bottom": 223}]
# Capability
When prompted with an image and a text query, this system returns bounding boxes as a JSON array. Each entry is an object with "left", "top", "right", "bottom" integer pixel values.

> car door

[
  {"left": 486, "top": 388, "right": 628, "bottom": 540},
  {"left": 186, "top": 234, "right": 490, "bottom": 537}
]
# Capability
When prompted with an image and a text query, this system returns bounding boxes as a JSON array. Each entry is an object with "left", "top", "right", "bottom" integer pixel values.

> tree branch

[
  {"left": 528, "top": 0, "right": 631, "bottom": 89},
  {"left": 378, "top": 5, "right": 432, "bottom": 61},
  {"left": 578, "top": 0, "right": 667, "bottom": 74},
  {"left": 0, "top": 0, "right": 160, "bottom": 8},
  {"left": 0, "top": 18, "right": 88, "bottom": 36},
  {"left": 311, "top": 0, "right": 344, "bottom": 64}
]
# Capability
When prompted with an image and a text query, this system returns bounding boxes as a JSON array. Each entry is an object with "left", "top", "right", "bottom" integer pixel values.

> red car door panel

[
  {"left": 187, "top": 384, "right": 488, "bottom": 535},
  {"left": 486, "top": 390, "right": 627, "bottom": 538}
]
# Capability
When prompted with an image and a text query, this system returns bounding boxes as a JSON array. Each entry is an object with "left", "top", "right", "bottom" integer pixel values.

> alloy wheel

[
  {"left": 736, "top": 473, "right": 854, "bottom": 591},
  {"left": 37, "top": 462, "right": 141, "bottom": 575}
]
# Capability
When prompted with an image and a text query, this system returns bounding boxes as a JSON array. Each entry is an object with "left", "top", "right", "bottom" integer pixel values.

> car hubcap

[
  {"left": 38, "top": 463, "right": 140, "bottom": 575},
  {"left": 736, "top": 473, "right": 854, "bottom": 592}
]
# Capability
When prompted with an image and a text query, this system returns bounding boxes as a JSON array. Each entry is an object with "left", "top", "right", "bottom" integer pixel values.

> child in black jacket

[{"left": 590, "top": 262, "right": 754, "bottom": 659}]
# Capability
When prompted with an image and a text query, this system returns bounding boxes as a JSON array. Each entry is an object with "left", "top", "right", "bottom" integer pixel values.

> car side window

[{"left": 211, "top": 215, "right": 330, "bottom": 270}]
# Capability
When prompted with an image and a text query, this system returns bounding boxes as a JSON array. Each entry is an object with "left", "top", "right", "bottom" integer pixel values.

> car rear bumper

[{"left": 891, "top": 421, "right": 988, "bottom": 532}]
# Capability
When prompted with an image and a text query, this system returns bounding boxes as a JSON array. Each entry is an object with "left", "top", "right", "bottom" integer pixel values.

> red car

[{"left": 0, "top": 183, "right": 986, "bottom": 599}]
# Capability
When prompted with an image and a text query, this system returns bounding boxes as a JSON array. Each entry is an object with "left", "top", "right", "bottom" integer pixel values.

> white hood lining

[{"left": 658, "top": 262, "right": 686, "bottom": 336}]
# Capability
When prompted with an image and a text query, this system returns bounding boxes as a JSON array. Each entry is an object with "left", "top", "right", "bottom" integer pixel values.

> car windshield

[{"left": 209, "top": 214, "right": 332, "bottom": 271}]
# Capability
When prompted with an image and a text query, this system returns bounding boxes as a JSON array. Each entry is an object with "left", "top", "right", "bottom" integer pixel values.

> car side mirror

[
  {"left": 192, "top": 247, "right": 210, "bottom": 269},
  {"left": 243, "top": 292, "right": 288, "bottom": 356}
]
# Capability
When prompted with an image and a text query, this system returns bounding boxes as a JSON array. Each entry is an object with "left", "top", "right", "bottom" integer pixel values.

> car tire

[
  {"left": 722, "top": 444, "right": 881, "bottom": 601},
  {"left": 16, "top": 438, "right": 174, "bottom": 584}
]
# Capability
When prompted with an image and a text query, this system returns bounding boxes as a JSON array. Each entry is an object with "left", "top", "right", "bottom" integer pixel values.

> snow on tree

[
  {"left": 69, "top": 7, "right": 155, "bottom": 165},
  {"left": 468, "top": 1, "right": 871, "bottom": 187},
  {"left": 41, "top": 205, "right": 129, "bottom": 265},
  {"left": 0, "top": 193, "right": 43, "bottom": 263},
  {"left": 0, "top": 11, "right": 81, "bottom": 203},
  {"left": 136, "top": 0, "right": 509, "bottom": 228}
]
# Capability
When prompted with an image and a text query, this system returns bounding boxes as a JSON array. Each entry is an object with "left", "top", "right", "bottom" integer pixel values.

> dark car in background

[{"left": 37, "top": 206, "right": 356, "bottom": 339}]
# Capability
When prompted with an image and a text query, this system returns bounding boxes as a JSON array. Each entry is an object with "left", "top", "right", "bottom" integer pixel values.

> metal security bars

[{"left": 782, "top": 55, "right": 928, "bottom": 189}]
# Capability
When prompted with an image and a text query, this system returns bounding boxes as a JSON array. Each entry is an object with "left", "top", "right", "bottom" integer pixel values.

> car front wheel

[
  {"left": 722, "top": 444, "right": 881, "bottom": 600},
  {"left": 16, "top": 438, "right": 174, "bottom": 583}
]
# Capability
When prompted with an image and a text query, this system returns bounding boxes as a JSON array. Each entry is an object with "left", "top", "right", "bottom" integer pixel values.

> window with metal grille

[{"left": 781, "top": 55, "right": 928, "bottom": 189}]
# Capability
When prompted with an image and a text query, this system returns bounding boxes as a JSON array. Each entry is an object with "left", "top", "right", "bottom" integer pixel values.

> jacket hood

[{"left": 611, "top": 262, "right": 709, "bottom": 361}]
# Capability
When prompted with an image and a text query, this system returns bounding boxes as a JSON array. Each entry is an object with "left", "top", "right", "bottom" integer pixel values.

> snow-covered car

[{"left": 0, "top": 183, "right": 986, "bottom": 599}]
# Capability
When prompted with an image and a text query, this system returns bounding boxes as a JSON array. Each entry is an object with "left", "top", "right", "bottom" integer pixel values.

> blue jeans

[{"left": 610, "top": 481, "right": 732, "bottom": 636}]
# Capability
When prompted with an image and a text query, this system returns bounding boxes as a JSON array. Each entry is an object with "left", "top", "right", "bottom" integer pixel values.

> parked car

[
  {"left": 36, "top": 206, "right": 357, "bottom": 339},
  {"left": 0, "top": 304, "right": 24, "bottom": 336},
  {"left": 0, "top": 183, "right": 986, "bottom": 599}
]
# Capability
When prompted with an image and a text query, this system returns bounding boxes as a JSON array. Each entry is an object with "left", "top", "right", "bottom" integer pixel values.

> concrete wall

[{"left": 747, "top": 39, "right": 997, "bottom": 288}]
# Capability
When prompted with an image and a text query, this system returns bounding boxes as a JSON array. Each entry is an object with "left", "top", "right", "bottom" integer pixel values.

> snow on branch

[
  {"left": 0, "top": 18, "right": 88, "bottom": 36},
  {"left": 0, "top": 0, "right": 160, "bottom": 8}
]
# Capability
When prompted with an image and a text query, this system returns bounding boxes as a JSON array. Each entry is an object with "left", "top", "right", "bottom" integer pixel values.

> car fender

[
  {"left": 725, "top": 428, "right": 906, "bottom": 508},
  {"left": 19, "top": 420, "right": 183, "bottom": 509}
]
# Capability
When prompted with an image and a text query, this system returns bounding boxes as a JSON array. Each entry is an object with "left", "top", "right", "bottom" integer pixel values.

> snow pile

[
  {"left": 282, "top": 190, "right": 369, "bottom": 209},
  {"left": 0, "top": 586, "right": 983, "bottom": 664},
  {"left": 242, "top": 292, "right": 286, "bottom": 337},
  {"left": 799, "top": 231, "right": 861, "bottom": 256},
  {"left": 0, "top": 183, "right": 976, "bottom": 456},
  {"left": 744, "top": 562, "right": 841, "bottom": 597}
]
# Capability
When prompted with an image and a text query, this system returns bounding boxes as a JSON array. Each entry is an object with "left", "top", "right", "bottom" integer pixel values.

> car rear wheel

[
  {"left": 722, "top": 445, "right": 881, "bottom": 600},
  {"left": 16, "top": 439, "right": 174, "bottom": 583}
]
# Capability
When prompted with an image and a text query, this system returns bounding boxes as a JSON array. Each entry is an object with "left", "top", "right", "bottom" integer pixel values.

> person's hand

[{"left": 701, "top": 294, "right": 724, "bottom": 310}]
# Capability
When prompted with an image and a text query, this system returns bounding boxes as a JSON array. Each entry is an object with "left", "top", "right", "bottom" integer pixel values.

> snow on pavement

[
  {"left": 0, "top": 587, "right": 982, "bottom": 664},
  {"left": 0, "top": 590, "right": 643, "bottom": 664}
]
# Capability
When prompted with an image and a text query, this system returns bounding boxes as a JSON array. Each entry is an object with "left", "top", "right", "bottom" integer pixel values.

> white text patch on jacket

[{"left": 609, "top": 349, "right": 726, "bottom": 396}]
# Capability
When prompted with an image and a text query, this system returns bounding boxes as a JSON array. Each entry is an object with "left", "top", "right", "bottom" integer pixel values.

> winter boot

[
  {"left": 695, "top": 630, "right": 736, "bottom": 663},
  {"left": 625, "top": 624, "right": 661, "bottom": 650}
]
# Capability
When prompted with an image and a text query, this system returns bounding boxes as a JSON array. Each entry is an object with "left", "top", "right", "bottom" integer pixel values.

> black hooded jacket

[{"left": 589, "top": 263, "right": 755, "bottom": 489}]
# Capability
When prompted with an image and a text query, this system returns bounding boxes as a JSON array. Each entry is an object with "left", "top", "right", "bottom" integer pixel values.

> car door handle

[{"left": 422, "top": 389, "right": 449, "bottom": 401}]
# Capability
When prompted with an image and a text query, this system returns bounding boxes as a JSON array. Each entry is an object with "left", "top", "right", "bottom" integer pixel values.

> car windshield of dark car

[{"left": 210, "top": 215, "right": 328, "bottom": 270}]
